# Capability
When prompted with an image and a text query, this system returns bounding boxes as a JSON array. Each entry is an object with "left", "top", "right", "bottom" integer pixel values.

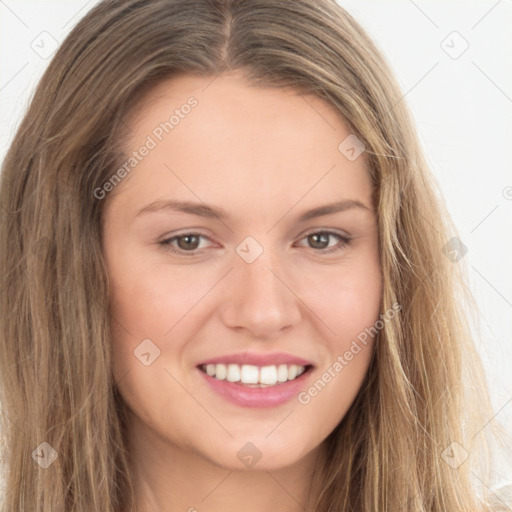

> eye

[
  {"left": 295, "top": 230, "right": 351, "bottom": 254},
  {"left": 159, "top": 232, "right": 213, "bottom": 255},
  {"left": 159, "top": 230, "right": 351, "bottom": 256}
]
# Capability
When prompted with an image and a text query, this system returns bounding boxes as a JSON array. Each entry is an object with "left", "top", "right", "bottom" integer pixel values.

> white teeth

[
  {"left": 277, "top": 364, "right": 288, "bottom": 382},
  {"left": 226, "top": 364, "right": 241, "bottom": 382},
  {"left": 259, "top": 365, "right": 277, "bottom": 385},
  {"left": 215, "top": 364, "right": 227, "bottom": 380},
  {"left": 240, "top": 365, "right": 259, "bottom": 384},
  {"left": 201, "top": 363, "right": 308, "bottom": 386}
]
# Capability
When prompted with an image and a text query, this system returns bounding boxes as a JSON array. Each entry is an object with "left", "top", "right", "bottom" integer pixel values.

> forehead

[
  {"left": 126, "top": 71, "right": 352, "bottom": 152},
  {"left": 109, "top": 72, "right": 372, "bottom": 219}
]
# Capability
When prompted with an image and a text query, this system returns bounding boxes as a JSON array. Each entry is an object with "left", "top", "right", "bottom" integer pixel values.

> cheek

[
  {"left": 107, "top": 251, "right": 213, "bottom": 340},
  {"left": 292, "top": 249, "right": 382, "bottom": 422},
  {"left": 106, "top": 249, "right": 227, "bottom": 394},
  {"left": 106, "top": 260, "right": 215, "bottom": 444},
  {"left": 300, "top": 247, "right": 382, "bottom": 345}
]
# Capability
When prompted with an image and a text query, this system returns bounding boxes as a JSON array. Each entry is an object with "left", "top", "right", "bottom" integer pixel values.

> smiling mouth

[{"left": 198, "top": 363, "right": 314, "bottom": 387}]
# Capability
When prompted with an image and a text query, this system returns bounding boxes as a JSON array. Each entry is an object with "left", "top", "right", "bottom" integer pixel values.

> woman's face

[{"left": 102, "top": 72, "right": 382, "bottom": 471}]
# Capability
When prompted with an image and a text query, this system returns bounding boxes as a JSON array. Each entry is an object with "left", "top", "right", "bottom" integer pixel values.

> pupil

[
  {"left": 178, "top": 235, "right": 199, "bottom": 250},
  {"left": 309, "top": 233, "right": 328, "bottom": 249}
]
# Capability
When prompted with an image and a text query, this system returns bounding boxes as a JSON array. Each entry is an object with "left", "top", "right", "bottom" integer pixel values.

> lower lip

[{"left": 197, "top": 367, "right": 313, "bottom": 408}]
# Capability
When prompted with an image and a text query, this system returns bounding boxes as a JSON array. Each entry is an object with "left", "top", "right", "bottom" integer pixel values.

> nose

[{"left": 219, "top": 248, "right": 302, "bottom": 339}]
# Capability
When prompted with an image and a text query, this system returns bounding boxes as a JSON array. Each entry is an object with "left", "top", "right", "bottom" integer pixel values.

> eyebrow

[{"left": 135, "top": 198, "right": 371, "bottom": 221}]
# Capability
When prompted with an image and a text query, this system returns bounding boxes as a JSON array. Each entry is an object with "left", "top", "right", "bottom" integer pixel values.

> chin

[{"left": 196, "top": 434, "right": 316, "bottom": 472}]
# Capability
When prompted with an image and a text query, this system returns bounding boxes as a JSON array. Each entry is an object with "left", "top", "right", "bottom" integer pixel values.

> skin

[{"left": 102, "top": 71, "right": 382, "bottom": 512}]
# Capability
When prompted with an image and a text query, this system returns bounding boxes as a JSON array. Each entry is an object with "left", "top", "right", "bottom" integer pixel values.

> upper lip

[{"left": 197, "top": 352, "right": 314, "bottom": 368}]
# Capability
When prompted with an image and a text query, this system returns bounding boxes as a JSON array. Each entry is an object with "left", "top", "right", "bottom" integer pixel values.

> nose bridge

[
  {"left": 220, "top": 237, "right": 302, "bottom": 336},
  {"left": 243, "top": 251, "right": 282, "bottom": 302}
]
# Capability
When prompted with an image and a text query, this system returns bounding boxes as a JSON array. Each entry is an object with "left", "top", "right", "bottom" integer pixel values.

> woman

[{"left": 0, "top": 1, "right": 507, "bottom": 510}]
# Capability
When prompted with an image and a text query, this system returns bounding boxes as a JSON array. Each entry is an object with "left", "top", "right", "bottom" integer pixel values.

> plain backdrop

[{"left": 1, "top": 0, "right": 511, "bottom": 489}]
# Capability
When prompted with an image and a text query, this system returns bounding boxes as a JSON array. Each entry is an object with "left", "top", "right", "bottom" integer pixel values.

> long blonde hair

[{"left": 0, "top": 1, "right": 505, "bottom": 510}]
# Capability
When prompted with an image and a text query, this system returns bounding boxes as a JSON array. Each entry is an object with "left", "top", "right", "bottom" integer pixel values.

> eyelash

[{"left": 159, "top": 230, "right": 351, "bottom": 256}]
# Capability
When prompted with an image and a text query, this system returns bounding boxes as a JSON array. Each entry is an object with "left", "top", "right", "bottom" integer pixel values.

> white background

[{"left": 1, "top": 0, "right": 511, "bottom": 492}]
